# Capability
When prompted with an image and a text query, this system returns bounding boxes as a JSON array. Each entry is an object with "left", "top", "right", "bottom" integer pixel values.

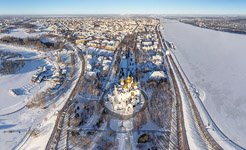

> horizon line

[{"left": 0, "top": 13, "right": 246, "bottom": 16}]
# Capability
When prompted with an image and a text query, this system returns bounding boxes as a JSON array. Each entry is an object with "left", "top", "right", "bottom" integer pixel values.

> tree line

[{"left": 0, "top": 36, "right": 64, "bottom": 51}]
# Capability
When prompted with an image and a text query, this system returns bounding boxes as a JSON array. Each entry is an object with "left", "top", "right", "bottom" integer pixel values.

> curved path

[{"left": 45, "top": 46, "right": 86, "bottom": 150}]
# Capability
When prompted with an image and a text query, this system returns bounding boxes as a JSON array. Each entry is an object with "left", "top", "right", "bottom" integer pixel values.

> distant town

[{"left": 177, "top": 16, "right": 246, "bottom": 34}]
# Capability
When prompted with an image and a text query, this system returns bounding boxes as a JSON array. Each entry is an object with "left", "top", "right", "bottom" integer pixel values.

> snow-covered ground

[
  {"left": 0, "top": 28, "right": 46, "bottom": 39},
  {"left": 20, "top": 47, "right": 83, "bottom": 150},
  {"left": 0, "top": 44, "right": 48, "bottom": 111},
  {"left": 0, "top": 44, "right": 53, "bottom": 149},
  {"left": 161, "top": 19, "right": 246, "bottom": 148},
  {"left": 0, "top": 43, "right": 83, "bottom": 149}
]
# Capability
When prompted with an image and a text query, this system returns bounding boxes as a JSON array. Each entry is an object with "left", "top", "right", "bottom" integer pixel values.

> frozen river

[{"left": 161, "top": 19, "right": 246, "bottom": 148}]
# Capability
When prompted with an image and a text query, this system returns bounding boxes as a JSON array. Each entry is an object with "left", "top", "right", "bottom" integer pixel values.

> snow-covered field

[
  {"left": 0, "top": 44, "right": 47, "bottom": 110},
  {"left": 0, "top": 44, "right": 51, "bottom": 149},
  {"left": 161, "top": 19, "right": 246, "bottom": 148},
  {"left": 0, "top": 28, "right": 46, "bottom": 39}
]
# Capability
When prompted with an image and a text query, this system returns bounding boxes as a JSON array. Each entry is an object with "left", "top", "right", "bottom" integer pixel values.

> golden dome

[
  {"left": 120, "top": 78, "right": 124, "bottom": 83},
  {"left": 131, "top": 92, "right": 135, "bottom": 97},
  {"left": 126, "top": 76, "right": 131, "bottom": 80},
  {"left": 126, "top": 79, "right": 131, "bottom": 83},
  {"left": 133, "top": 82, "right": 138, "bottom": 86},
  {"left": 123, "top": 84, "right": 128, "bottom": 89},
  {"left": 126, "top": 76, "right": 132, "bottom": 83}
]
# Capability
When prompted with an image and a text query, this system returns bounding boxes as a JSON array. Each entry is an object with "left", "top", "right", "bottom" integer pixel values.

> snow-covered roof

[
  {"left": 86, "top": 63, "right": 92, "bottom": 70},
  {"left": 152, "top": 55, "right": 162, "bottom": 61},
  {"left": 103, "top": 59, "right": 111, "bottom": 66},
  {"left": 86, "top": 71, "right": 97, "bottom": 78},
  {"left": 149, "top": 71, "right": 167, "bottom": 80}
]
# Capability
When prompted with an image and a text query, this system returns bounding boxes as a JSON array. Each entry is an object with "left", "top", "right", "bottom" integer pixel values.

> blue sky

[{"left": 0, "top": 0, "right": 246, "bottom": 15}]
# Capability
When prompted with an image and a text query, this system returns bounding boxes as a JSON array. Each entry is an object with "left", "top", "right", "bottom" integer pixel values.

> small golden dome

[
  {"left": 126, "top": 76, "right": 131, "bottom": 80},
  {"left": 126, "top": 79, "right": 131, "bottom": 83},
  {"left": 126, "top": 76, "right": 132, "bottom": 83},
  {"left": 133, "top": 82, "right": 138, "bottom": 86},
  {"left": 120, "top": 78, "right": 124, "bottom": 83},
  {"left": 123, "top": 84, "right": 128, "bottom": 89}
]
